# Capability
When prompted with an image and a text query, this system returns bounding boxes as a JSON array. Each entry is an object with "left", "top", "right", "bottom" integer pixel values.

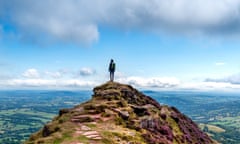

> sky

[{"left": 1, "top": 0, "right": 240, "bottom": 91}]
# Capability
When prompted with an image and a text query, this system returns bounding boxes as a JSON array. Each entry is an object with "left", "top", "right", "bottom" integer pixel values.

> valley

[{"left": 0, "top": 90, "right": 240, "bottom": 143}]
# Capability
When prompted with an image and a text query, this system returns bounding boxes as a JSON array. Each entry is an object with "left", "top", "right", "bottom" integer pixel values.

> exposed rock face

[{"left": 25, "top": 82, "right": 217, "bottom": 144}]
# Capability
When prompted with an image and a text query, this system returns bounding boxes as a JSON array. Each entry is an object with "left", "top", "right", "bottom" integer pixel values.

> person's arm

[{"left": 108, "top": 63, "right": 111, "bottom": 72}]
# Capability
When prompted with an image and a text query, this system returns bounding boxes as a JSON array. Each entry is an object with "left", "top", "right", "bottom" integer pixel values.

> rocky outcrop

[{"left": 25, "top": 82, "right": 217, "bottom": 144}]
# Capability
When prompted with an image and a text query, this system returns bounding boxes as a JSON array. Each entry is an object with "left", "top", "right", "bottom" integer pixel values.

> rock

[
  {"left": 80, "top": 125, "right": 91, "bottom": 131},
  {"left": 59, "top": 108, "right": 70, "bottom": 116},
  {"left": 42, "top": 125, "right": 51, "bottom": 137},
  {"left": 131, "top": 105, "right": 150, "bottom": 116},
  {"left": 171, "top": 112, "right": 179, "bottom": 123},
  {"left": 71, "top": 116, "right": 94, "bottom": 123},
  {"left": 160, "top": 113, "right": 167, "bottom": 120},
  {"left": 25, "top": 82, "right": 217, "bottom": 144},
  {"left": 113, "top": 108, "right": 129, "bottom": 120}
]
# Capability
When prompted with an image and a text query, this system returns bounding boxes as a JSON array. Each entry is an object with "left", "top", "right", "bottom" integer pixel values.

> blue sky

[{"left": 1, "top": 0, "right": 240, "bottom": 91}]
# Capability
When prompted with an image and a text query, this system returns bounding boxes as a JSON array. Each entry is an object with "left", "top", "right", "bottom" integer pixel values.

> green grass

[
  {"left": 199, "top": 123, "right": 225, "bottom": 133},
  {"left": 167, "top": 116, "right": 183, "bottom": 136},
  {"left": 0, "top": 108, "right": 55, "bottom": 119},
  {"left": 77, "top": 135, "right": 90, "bottom": 143},
  {"left": 52, "top": 132, "right": 72, "bottom": 144},
  {"left": 102, "top": 129, "right": 145, "bottom": 144},
  {"left": 210, "top": 116, "right": 240, "bottom": 129},
  {"left": 86, "top": 123, "right": 97, "bottom": 128}
]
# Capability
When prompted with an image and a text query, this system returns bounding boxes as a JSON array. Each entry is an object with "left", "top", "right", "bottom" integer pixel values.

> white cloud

[
  {"left": 205, "top": 73, "right": 240, "bottom": 85},
  {"left": 114, "top": 71, "right": 126, "bottom": 79},
  {"left": 1, "top": 0, "right": 240, "bottom": 44},
  {"left": 116, "top": 75, "right": 240, "bottom": 91},
  {"left": 117, "top": 76, "right": 180, "bottom": 89},
  {"left": 45, "top": 71, "right": 62, "bottom": 78},
  {"left": 0, "top": 0, "right": 99, "bottom": 44},
  {"left": 63, "top": 79, "right": 97, "bottom": 87},
  {"left": 22, "top": 69, "right": 40, "bottom": 78},
  {"left": 8, "top": 79, "right": 56, "bottom": 87},
  {"left": 5, "top": 78, "right": 98, "bottom": 89},
  {"left": 2, "top": 72, "right": 240, "bottom": 91},
  {"left": 5, "top": 67, "right": 98, "bottom": 88},
  {"left": 22, "top": 69, "right": 70, "bottom": 79},
  {"left": 3, "top": 68, "right": 240, "bottom": 91},
  {"left": 3, "top": 75, "right": 180, "bottom": 89},
  {"left": 180, "top": 81, "right": 240, "bottom": 91},
  {"left": 0, "top": 74, "right": 12, "bottom": 80},
  {"left": 79, "top": 68, "right": 96, "bottom": 76}
]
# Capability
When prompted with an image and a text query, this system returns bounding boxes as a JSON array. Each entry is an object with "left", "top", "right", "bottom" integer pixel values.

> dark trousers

[{"left": 110, "top": 71, "right": 114, "bottom": 81}]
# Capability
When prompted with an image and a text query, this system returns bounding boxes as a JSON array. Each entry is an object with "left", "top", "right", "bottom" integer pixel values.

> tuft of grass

[
  {"left": 83, "top": 104, "right": 96, "bottom": 110},
  {"left": 101, "top": 138, "right": 114, "bottom": 144},
  {"left": 101, "top": 111, "right": 111, "bottom": 117},
  {"left": 115, "top": 116, "right": 126, "bottom": 127},
  {"left": 86, "top": 123, "right": 97, "bottom": 128},
  {"left": 102, "top": 130, "right": 146, "bottom": 144},
  {"left": 58, "top": 114, "right": 70, "bottom": 124},
  {"left": 166, "top": 116, "right": 183, "bottom": 137},
  {"left": 77, "top": 135, "right": 90, "bottom": 143},
  {"left": 116, "top": 100, "right": 128, "bottom": 107},
  {"left": 77, "top": 116, "right": 94, "bottom": 123}
]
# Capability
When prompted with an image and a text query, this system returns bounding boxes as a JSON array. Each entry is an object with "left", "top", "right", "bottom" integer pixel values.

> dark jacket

[{"left": 109, "top": 62, "right": 115, "bottom": 72}]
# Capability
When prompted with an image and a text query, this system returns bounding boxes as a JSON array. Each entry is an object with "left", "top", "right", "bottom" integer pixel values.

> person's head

[{"left": 111, "top": 59, "right": 114, "bottom": 63}]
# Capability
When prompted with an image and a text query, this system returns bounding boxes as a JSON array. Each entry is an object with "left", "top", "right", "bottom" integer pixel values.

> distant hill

[{"left": 25, "top": 82, "right": 217, "bottom": 144}]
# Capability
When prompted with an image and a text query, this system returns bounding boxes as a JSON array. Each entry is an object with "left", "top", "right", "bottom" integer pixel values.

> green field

[
  {"left": 0, "top": 108, "right": 56, "bottom": 143},
  {"left": 1, "top": 90, "right": 240, "bottom": 143},
  {"left": 211, "top": 116, "right": 240, "bottom": 129}
]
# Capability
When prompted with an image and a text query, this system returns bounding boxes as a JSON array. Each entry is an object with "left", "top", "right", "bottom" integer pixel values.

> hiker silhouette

[{"left": 108, "top": 59, "right": 116, "bottom": 81}]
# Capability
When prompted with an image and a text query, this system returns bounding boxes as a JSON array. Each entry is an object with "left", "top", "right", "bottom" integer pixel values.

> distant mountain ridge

[{"left": 25, "top": 82, "right": 217, "bottom": 144}]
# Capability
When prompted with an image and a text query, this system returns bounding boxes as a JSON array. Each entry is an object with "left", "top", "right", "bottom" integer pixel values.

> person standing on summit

[{"left": 109, "top": 59, "right": 116, "bottom": 81}]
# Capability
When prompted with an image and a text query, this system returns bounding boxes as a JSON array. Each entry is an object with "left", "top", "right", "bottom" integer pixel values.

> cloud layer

[
  {"left": 117, "top": 76, "right": 180, "bottom": 89},
  {"left": 79, "top": 68, "right": 96, "bottom": 76},
  {"left": 2, "top": 68, "right": 240, "bottom": 91},
  {"left": 6, "top": 79, "right": 97, "bottom": 89},
  {"left": 22, "top": 69, "right": 40, "bottom": 78},
  {"left": 0, "top": 68, "right": 98, "bottom": 89},
  {"left": 205, "top": 73, "right": 240, "bottom": 85},
  {"left": 1, "top": 0, "right": 240, "bottom": 44}
]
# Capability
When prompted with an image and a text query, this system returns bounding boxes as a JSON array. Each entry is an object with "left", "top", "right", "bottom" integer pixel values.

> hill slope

[{"left": 25, "top": 82, "right": 217, "bottom": 144}]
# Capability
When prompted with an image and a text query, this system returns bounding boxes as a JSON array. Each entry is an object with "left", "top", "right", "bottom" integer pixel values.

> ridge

[{"left": 25, "top": 82, "right": 217, "bottom": 144}]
